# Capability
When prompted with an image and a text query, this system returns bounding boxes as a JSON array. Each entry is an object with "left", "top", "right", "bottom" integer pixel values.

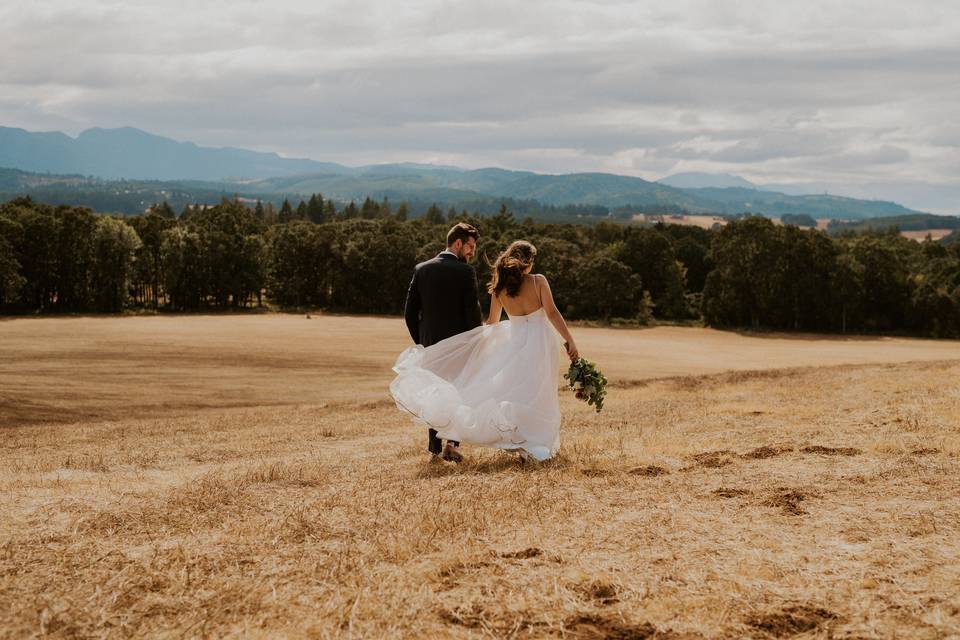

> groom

[{"left": 404, "top": 222, "right": 483, "bottom": 463}]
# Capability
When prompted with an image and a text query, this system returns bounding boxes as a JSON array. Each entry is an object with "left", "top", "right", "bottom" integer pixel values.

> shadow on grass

[{"left": 415, "top": 450, "right": 578, "bottom": 478}]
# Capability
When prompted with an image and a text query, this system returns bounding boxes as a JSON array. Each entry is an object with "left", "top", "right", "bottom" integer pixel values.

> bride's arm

[
  {"left": 486, "top": 294, "right": 503, "bottom": 325},
  {"left": 538, "top": 275, "right": 579, "bottom": 360}
]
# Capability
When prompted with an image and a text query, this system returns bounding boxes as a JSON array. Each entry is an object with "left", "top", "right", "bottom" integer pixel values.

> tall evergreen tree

[
  {"left": 361, "top": 197, "right": 379, "bottom": 219},
  {"left": 423, "top": 203, "right": 445, "bottom": 225},
  {"left": 279, "top": 199, "right": 294, "bottom": 223},
  {"left": 322, "top": 199, "right": 337, "bottom": 221},
  {"left": 263, "top": 202, "right": 277, "bottom": 225},
  {"left": 151, "top": 201, "right": 176, "bottom": 219},
  {"left": 307, "top": 193, "right": 325, "bottom": 223}
]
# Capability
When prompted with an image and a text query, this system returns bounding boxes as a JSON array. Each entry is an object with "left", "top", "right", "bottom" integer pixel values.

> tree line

[{"left": 2, "top": 195, "right": 959, "bottom": 338}]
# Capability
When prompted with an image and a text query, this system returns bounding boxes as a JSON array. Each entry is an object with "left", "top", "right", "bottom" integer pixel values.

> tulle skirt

[{"left": 390, "top": 309, "right": 564, "bottom": 460}]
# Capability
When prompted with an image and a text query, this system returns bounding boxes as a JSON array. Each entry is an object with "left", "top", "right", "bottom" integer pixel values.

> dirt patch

[
  {"left": 581, "top": 468, "right": 614, "bottom": 477},
  {"left": 564, "top": 614, "right": 700, "bottom": 639},
  {"left": 575, "top": 580, "right": 620, "bottom": 605},
  {"left": 713, "top": 487, "right": 751, "bottom": 499},
  {"left": 742, "top": 446, "right": 793, "bottom": 460},
  {"left": 564, "top": 614, "right": 656, "bottom": 639},
  {"left": 686, "top": 450, "right": 737, "bottom": 469},
  {"left": 629, "top": 465, "right": 670, "bottom": 477},
  {"left": 801, "top": 445, "right": 861, "bottom": 456},
  {"left": 744, "top": 604, "right": 839, "bottom": 637},
  {"left": 439, "top": 604, "right": 543, "bottom": 635},
  {"left": 911, "top": 447, "right": 939, "bottom": 455},
  {"left": 499, "top": 547, "right": 543, "bottom": 560},
  {"left": 761, "top": 489, "right": 816, "bottom": 516}
]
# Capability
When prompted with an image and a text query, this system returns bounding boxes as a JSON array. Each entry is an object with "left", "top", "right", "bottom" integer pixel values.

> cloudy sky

[{"left": 2, "top": 1, "right": 959, "bottom": 210}]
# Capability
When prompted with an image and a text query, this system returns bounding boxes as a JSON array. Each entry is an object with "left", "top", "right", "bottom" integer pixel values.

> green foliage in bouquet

[{"left": 563, "top": 357, "right": 608, "bottom": 412}]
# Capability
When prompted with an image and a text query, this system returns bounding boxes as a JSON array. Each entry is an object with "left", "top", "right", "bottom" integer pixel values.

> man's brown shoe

[{"left": 441, "top": 443, "right": 463, "bottom": 463}]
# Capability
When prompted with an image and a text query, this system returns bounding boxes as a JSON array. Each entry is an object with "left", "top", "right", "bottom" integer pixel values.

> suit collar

[{"left": 438, "top": 251, "right": 460, "bottom": 261}]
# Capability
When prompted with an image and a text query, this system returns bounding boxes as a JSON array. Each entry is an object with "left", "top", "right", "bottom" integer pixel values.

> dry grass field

[
  {"left": 900, "top": 230, "right": 956, "bottom": 242},
  {"left": 2, "top": 315, "right": 960, "bottom": 638}
]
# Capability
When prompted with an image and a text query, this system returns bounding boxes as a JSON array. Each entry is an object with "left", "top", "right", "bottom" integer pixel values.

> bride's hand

[{"left": 565, "top": 341, "right": 579, "bottom": 361}]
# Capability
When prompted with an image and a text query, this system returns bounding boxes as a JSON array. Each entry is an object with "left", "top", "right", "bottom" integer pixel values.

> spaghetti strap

[{"left": 535, "top": 274, "right": 543, "bottom": 307}]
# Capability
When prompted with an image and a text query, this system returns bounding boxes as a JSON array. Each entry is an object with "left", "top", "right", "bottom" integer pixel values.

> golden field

[{"left": 2, "top": 315, "right": 959, "bottom": 638}]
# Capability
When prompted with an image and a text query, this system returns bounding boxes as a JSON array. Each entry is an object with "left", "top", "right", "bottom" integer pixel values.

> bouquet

[{"left": 563, "top": 357, "right": 608, "bottom": 412}]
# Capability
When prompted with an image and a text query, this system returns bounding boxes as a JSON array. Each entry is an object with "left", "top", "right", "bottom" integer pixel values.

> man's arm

[
  {"left": 404, "top": 268, "right": 422, "bottom": 344},
  {"left": 465, "top": 267, "right": 483, "bottom": 329}
]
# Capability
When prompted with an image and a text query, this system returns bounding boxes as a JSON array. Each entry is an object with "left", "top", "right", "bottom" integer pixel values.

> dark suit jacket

[{"left": 404, "top": 253, "right": 483, "bottom": 347}]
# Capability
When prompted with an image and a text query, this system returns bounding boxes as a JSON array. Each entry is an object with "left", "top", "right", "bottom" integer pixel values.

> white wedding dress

[{"left": 390, "top": 305, "right": 564, "bottom": 461}]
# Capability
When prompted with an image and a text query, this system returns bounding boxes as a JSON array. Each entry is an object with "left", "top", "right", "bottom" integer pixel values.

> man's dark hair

[{"left": 446, "top": 222, "right": 480, "bottom": 247}]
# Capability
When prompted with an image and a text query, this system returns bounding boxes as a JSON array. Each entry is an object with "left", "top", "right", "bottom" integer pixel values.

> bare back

[{"left": 496, "top": 273, "right": 544, "bottom": 318}]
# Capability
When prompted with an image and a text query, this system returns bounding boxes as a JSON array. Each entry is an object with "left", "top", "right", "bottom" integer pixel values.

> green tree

[
  {"left": 267, "top": 222, "right": 325, "bottom": 307},
  {"left": 844, "top": 234, "right": 913, "bottom": 331},
  {"left": 307, "top": 194, "right": 325, "bottom": 224},
  {"left": 54, "top": 206, "right": 97, "bottom": 311},
  {"left": 423, "top": 203, "right": 445, "bottom": 225},
  {"left": 781, "top": 213, "right": 817, "bottom": 228},
  {"left": 279, "top": 199, "right": 295, "bottom": 223},
  {"left": 187, "top": 199, "right": 266, "bottom": 307},
  {"left": 2, "top": 199, "right": 59, "bottom": 310},
  {"left": 573, "top": 254, "right": 642, "bottom": 320},
  {"left": 330, "top": 219, "right": 422, "bottom": 313},
  {"left": 831, "top": 251, "right": 865, "bottom": 333},
  {"left": 702, "top": 217, "right": 781, "bottom": 328},
  {"left": 768, "top": 225, "right": 837, "bottom": 330},
  {"left": 674, "top": 235, "right": 710, "bottom": 293},
  {"left": 322, "top": 199, "right": 337, "bottom": 221},
  {"left": 0, "top": 213, "right": 25, "bottom": 308},
  {"left": 617, "top": 227, "right": 687, "bottom": 318},
  {"left": 342, "top": 201, "right": 360, "bottom": 219},
  {"left": 128, "top": 210, "right": 175, "bottom": 308},
  {"left": 90, "top": 217, "right": 142, "bottom": 312},
  {"left": 161, "top": 226, "right": 204, "bottom": 310},
  {"left": 361, "top": 197, "right": 380, "bottom": 220},
  {"left": 150, "top": 201, "right": 177, "bottom": 219}
]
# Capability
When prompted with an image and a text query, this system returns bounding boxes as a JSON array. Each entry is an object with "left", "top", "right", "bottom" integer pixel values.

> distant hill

[
  {"left": 0, "top": 126, "right": 932, "bottom": 220},
  {"left": 250, "top": 166, "right": 709, "bottom": 211},
  {"left": 247, "top": 167, "right": 926, "bottom": 219},
  {"left": 0, "top": 126, "right": 345, "bottom": 181},
  {"left": 659, "top": 172, "right": 757, "bottom": 189},
  {"left": 685, "top": 187, "right": 921, "bottom": 219},
  {"left": 762, "top": 181, "right": 960, "bottom": 217}
]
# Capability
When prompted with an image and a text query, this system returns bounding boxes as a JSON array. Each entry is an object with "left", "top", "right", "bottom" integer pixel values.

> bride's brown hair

[{"left": 487, "top": 240, "right": 537, "bottom": 297}]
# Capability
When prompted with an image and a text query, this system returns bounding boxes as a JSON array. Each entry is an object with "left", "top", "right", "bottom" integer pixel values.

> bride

[{"left": 390, "top": 240, "right": 579, "bottom": 461}]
